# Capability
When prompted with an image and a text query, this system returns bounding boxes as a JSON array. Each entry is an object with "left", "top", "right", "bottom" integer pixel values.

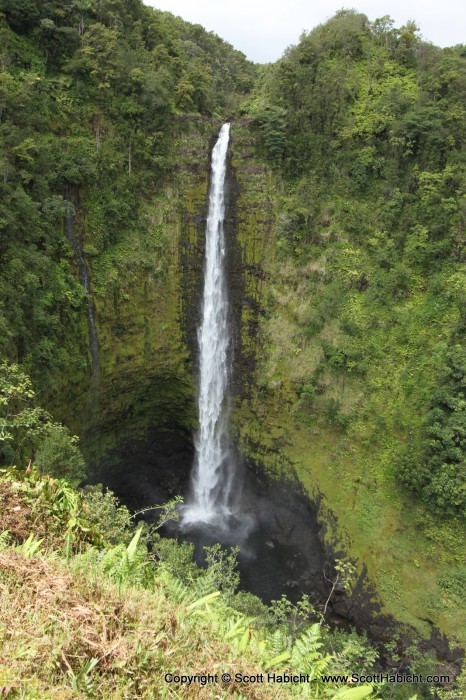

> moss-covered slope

[{"left": 230, "top": 12, "right": 466, "bottom": 644}]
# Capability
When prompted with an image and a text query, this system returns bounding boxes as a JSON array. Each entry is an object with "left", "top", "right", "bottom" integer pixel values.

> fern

[
  {"left": 223, "top": 613, "right": 255, "bottom": 643},
  {"left": 158, "top": 568, "right": 197, "bottom": 603},
  {"left": 100, "top": 528, "right": 151, "bottom": 588},
  {"left": 291, "top": 623, "right": 333, "bottom": 680},
  {"left": 269, "top": 627, "right": 291, "bottom": 656},
  {"left": 187, "top": 591, "right": 221, "bottom": 610},
  {"left": 189, "top": 570, "right": 218, "bottom": 599},
  {"left": 263, "top": 651, "right": 291, "bottom": 671}
]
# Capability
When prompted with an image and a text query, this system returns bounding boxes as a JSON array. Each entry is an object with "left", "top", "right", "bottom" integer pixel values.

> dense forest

[
  {"left": 247, "top": 10, "right": 466, "bottom": 516},
  {"left": 0, "top": 0, "right": 254, "bottom": 384},
  {"left": 0, "top": 0, "right": 465, "bottom": 697}
]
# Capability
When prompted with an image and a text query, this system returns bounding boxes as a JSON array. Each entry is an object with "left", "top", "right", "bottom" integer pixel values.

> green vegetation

[
  {"left": 233, "top": 9, "right": 466, "bottom": 643},
  {"left": 0, "top": 0, "right": 255, "bottom": 463},
  {"left": 0, "top": 0, "right": 465, "bottom": 691},
  {"left": 0, "top": 463, "right": 434, "bottom": 699},
  {"left": 0, "top": 364, "right": 455, "bottom": 697},
  {"left": 1, "top": 361, "right": 86, "bottom": 483}
]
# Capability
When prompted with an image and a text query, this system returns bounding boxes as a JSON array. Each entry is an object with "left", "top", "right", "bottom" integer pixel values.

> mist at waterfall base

[{"left": 176, "top": 474, "right": 325, "bottom": 606}]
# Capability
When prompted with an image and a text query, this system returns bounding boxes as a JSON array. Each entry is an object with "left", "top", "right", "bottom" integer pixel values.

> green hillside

[
  {"left": 0, "top": 2, "right": 465, "bottom": 697},
  {"left": 234, "top": 10, "right": 466, "bottom": 644}
]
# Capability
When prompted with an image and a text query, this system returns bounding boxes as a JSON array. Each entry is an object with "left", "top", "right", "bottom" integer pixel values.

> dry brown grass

[
  {"left": 0, "top": 549, "right": 300, "bottom": 699},
  {"left": 0, "top": 481, "right": 33, "bottom": 542}
]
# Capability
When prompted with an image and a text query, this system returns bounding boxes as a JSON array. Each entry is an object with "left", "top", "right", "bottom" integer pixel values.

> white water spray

[{"left": 183, "top": 123, "right": 236, "bottom": 525}]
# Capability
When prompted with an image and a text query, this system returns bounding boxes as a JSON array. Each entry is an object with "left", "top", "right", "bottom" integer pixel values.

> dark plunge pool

[
  {"left": 92, "top": 427, "right": 410, "bottom": 654},
  {"left": 93, "top": 428, "right": 330, "bottom": 606}
]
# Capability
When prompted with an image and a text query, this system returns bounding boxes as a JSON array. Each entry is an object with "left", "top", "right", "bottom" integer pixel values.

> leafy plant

[
  {"left": 17, "top": 533, "right": 43, "bottom": 559},
  {"left": 65, "top": 656, "right": 99, "bottom": 695},
  {"left": 203, "top": 543, "right": 241, "bottom": 599},
  {"left": 269, "top": 594, "right": 316, "bottom": 639},
  {"left": 82, "top": 484, "right": 132, "bottom": 544},
  {"left": 34, "top": 424, "right": 86, "bottom": 485},
  {"left": 100, "top": 527, "right": 151, "bottom": 588},
  {"left": 290, "top": 623, "right": 333, "bottom": 680}
]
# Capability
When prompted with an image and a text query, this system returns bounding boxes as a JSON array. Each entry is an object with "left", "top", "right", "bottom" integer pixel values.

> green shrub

[
  {"left": 35, "top": 424, "right": 86, "bottom": 485},
  {"left": 81, "top": 484, "right": 132, "bottom": 544}
]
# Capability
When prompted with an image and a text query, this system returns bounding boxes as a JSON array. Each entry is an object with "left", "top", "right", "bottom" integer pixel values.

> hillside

[
  {"left": 234, "top": 10, "right": 466, "bottom": 643},
  {"left": 0, "top": 466, "right": 384, "bottom": 699},
  {"left": 0, "top": 1, "right": 465, "bottom": 697}
]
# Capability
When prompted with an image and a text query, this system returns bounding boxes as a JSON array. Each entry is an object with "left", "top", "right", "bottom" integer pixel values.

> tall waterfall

[{"left": 183, "top": 123, "right": 236, "bottom": 525}]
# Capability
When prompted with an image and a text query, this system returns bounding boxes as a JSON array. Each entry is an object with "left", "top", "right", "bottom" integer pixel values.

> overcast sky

[{"left": 145, "top": 1, "right": 465, "bottom": 63}]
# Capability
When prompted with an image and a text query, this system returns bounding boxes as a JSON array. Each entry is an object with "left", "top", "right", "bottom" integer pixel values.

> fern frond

[
  {"left": 189, "top": 571, "right": 217, "bottom": 599},
  {"left": 263, "top": 651, "right": 291, "bottom": 671},
  {"left": 158, "top": 568, "right": 193, "bottom": 604},
  {"left": 269, "top": 627, "right": 291, "bottom": 656},
  {"left": 291, "top": 623, "right": 333, "bottom": 679},
  {"left": 187, "top": 591, "right": 221, "bottom": 610}
]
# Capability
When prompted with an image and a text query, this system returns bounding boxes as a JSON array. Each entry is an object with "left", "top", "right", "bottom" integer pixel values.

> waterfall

[
  {"left": 183, "top": 123, "right": 236, "bottom": 525},
  {"left": 64, "top": 195, "right": 100, "bottom": 381}
]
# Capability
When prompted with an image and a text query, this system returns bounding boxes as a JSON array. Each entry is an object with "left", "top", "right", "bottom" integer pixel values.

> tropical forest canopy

[
  {"left": 247, "top": 10, "right": 466, "bottom": 517},
  {"left": 0, "top": 2, "right": 466, "bottom": 695},
  {"left": 0, "top": 0, "right": 254, "bottom": 381}
]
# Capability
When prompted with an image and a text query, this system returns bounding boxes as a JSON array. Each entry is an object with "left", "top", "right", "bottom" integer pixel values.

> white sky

[{"left": 145, "top": 1, "right": 465, "bottom": 63}]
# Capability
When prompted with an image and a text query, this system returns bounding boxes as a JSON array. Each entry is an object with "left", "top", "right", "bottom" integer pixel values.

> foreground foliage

[{"left": 2, "top": 466, "right": 446, "bottom": 698}]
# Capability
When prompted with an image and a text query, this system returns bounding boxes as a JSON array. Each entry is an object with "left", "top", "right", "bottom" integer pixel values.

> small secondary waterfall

[
  {"left": 183, "top": 123, "right": 237, "bottom": 525},
  {"left": 64, "top": 195, "right": 100, "bottom": 381}
]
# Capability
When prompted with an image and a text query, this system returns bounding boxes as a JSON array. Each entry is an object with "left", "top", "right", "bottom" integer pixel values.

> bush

[
  {"left": 152, "top": 535, "right": 199, "bottom": 582},
  {"left": 34, "top": 424, "right": 86, "bottom": 485},
  {"left": 398, "top": 345, "right": 466, "bottom": 517},
  {"left": 81, "top": 485, "right": 132, "bottom": 545}
]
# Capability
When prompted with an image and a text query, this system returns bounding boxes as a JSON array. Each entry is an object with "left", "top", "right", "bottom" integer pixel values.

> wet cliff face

[
  {"left": 226, "top": 125, "right": 276, "bottom": 402},
  {"left": 48, "top": 119, "right": 275, "bottom": 483},
  {"left": 167, "top": 122, "right": 276, "bottom": 419},
  {"left": 48, "top": 120, "right": 220, "bottom": 474},
  {"left": 45, "top": 119, "right": 464, "bottom": 652}
]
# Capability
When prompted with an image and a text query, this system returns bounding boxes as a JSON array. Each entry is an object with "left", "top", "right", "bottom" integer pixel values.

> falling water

[
  {"left": 64, "top": 196, "right": 100, "bottom": 381},
  {"left": 183, "top": 123, "right": 236, "bottom": 525}
]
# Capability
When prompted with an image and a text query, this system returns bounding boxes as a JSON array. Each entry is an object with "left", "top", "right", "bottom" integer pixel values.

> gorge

[{"left": 0, "top": 1, "right": 465, "bottom": 696}]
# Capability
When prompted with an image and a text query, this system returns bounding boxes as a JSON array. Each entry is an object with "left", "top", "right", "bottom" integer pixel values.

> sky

[{"left": 146, "top": 1, "right": 465, "bottom": 63}]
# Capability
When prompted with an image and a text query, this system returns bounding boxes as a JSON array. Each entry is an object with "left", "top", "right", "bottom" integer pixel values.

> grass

[
  {"left": 0, "top": 548, "right": 285, "bottom": 699},
  {"left": 0, "top": 471, "right": 383, "bottom": 700}
]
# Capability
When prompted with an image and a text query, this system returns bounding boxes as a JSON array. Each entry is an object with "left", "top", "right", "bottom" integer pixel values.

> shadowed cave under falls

[{"left": 95, "top": 125, "right": 390, "bottom": 640}]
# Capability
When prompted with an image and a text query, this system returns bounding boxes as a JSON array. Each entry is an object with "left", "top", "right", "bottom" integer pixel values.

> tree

[{"left": 0, "top": 362, "right": 87, "bottom": 484}]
